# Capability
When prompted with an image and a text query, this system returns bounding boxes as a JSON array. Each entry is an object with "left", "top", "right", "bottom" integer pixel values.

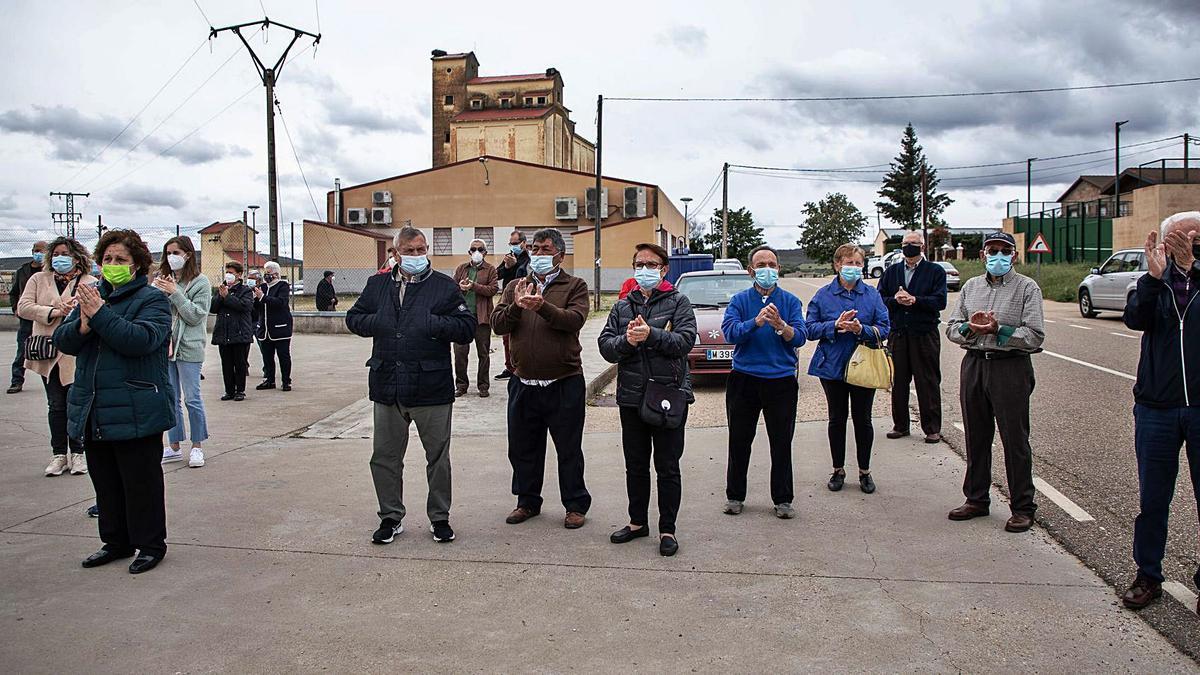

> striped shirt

[{"left": 946, "top": 270, "right": 1045, "bottom": 353}]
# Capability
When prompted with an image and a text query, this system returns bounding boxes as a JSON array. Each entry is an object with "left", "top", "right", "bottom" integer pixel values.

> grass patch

[{"left": 953, "top": 260, "right": 1094, "bottom": 303}]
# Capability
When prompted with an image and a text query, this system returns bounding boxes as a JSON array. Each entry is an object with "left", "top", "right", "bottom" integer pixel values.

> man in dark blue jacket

[
  {"left": 878, "top": 231, "right": 948, "bottom": 443},
  {"left": 1120, "top": 212, "right": 1200, "bottom": 613},
  {"left": 346, "top": 228, "right": 476, "bottom": 546}
]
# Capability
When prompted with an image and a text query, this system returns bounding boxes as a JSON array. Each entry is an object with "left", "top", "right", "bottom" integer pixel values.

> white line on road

[
  {"left": 1044, "top": 319, "right": 1057, "bottom": 323},
  {"left": 1110, "top": 331, "right": 1139, "bottom": 339},
  {"left": 1068, "top": 324, "right": 1093, "bottom": 330},
  {"left": 1041, "top": 350, "right": 1137, "bottom": 381},
  {"left": 1163, "top": 581, "right": 1199, "bottom": 614},
  {"left": 1032, "top": 477, "right": 1095, "bottom": 522},
  {"left": 952, "top": 422, "right": 964, "bottom": 432}
]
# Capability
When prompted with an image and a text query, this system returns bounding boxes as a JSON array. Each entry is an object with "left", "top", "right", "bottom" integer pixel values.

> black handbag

[
  {"left": 24, "top": 335, "right": 57, "bottom": 361},
  {"left": 637, "top": 345, "right": 686, "bottom": 430}
]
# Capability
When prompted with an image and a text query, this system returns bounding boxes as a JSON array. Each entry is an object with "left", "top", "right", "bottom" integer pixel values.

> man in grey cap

[{"left": 945, "top": 231, "right": 1045, "bottom": 533}]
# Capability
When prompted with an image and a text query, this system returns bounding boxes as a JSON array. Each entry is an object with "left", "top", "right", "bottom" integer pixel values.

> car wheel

[
  {"left": 871, "top": 267, "right": 882, "bottom": 279},
  {"left": 1079, "top": 289, "right": 1098, "bottom": 318}
]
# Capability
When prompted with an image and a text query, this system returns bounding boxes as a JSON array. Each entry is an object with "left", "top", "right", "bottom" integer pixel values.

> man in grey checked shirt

[{"left": 944, "top": 231, "right": 1045, "bottom": 533}]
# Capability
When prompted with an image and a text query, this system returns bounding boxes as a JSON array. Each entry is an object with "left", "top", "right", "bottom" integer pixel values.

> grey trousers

[
  {"left": 371, "top": 401, "right": 453, "bottom": 523},
  {"left": 453, "top": 323, "right": 492, "bottom": 393}
]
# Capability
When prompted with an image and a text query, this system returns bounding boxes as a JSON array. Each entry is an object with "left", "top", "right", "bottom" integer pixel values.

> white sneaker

[
  {"left": 69, "top": 453, "right": 88, "bottom": 475},
  {"left": 44, "top": 455, "right": 69, "bottom": 476},
  {"left": 162, "top": 447, "right": 184, "bottom": 464},
  {"left": 188, "top": 448, "right": 205, "bottom": 468}
]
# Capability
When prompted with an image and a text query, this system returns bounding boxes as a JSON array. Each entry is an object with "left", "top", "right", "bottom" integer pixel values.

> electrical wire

[
  {"left": 191, "top": 0, "right": 212, "bottom": 27},
  {"left": 274, "top": 97, "right": 323, "bottom": 220},
  {"left": 314, "top": 0, "right": 321, "bottom": 33}
]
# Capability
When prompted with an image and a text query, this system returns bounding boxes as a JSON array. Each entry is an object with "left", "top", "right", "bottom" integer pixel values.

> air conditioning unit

[
  {"left": 554, "top": 197, "right": 577, "bottom": 220},
  {"left": 346, "top": 208, "right": 367, "bottom": 225},
  {"left": 624, "top": 186, "right": 647, "bottom": 218},
  {"left": 372, "top": 190, "right": 392, "bottom": 205},
  {"left": 371, "top": 207, "right": 393, "bottom": 225},
  {"left": 585, "top": 187, "right": 608, "bottom": 220}
]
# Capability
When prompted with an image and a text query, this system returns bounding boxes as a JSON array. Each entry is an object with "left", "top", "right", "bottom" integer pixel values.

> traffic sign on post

[{"left": 1028, "top": 233, "right": 1052, "bottom": 255}]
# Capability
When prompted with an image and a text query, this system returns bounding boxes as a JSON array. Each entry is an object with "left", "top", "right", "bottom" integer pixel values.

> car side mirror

[{"left": 1090, "top": 267, "right": 1101, "bottom": 275}]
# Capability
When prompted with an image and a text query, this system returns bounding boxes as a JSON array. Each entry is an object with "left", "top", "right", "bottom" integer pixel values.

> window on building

[
  {"left": 500, "top": 98, "right": 511, "bottom": 109},
  {"left": 470, "top": 99, "right": 482, "bottom": 110},
  {"left": 523, "top": 97, "right": 534, "bottom": 106},
  {"left": 444, "top": 131, "right": 450, "bottom": 144},
  {"left": 432, "top": 228, "right": 453, "bottom": 255},
  {"left": 537, "top": 96, "right": 546, "bottom": 105},
  {"left": 444, "top": 95, "right": 454, "bottom": 105},
  {"left": 473, "top": 227, "right": 495, "bottom": 252}
]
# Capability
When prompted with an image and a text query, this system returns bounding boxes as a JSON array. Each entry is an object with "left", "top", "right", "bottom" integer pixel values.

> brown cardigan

[
  {"left": 17, "top": 269, "right": 96, "bottom": 384},
  {"left": 452, "top": 260, "right": 499, "bottom": 326},
  {"left": 490, "top": 269, "right": 589, "bottom": 381}
]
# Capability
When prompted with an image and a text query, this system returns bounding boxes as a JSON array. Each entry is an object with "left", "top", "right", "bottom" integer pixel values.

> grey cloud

[
  {"left": 0, "top": 195, "right": 20, "bottom": 214},
  {"left": 658, "top": 25, "right": 708, "bottom": 56},
  {"left": 111, "top": 184, "right": 188, "bottom": 209},
  {"left": 325, "top": 97, "right": 424, "bottom": 133}
]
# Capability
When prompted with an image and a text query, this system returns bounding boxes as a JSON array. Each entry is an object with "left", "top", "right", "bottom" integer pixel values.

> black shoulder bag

[{"left": 636, "top": 305, "right": 686, "bottom": 429}]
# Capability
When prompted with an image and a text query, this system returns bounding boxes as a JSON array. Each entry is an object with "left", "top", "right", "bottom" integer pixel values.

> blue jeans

[
  {"left": 168, "top": 360, "right": 208, "bottom": 445},
  {"left": 12, "top": 319, "right": 31, "bottom": 385},
  {"left": 1132, "top": 404, "right": 1200, "bottom": 588}
]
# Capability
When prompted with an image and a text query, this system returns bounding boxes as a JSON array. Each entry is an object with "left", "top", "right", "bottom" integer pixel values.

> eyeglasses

[
  {"left": 634, "top": 262, "right": 664, "bottom": 270},
  {"left": 985, "top": 247, "right": 1015, "bottom": 256},
  {"left": 468, "top": 247, "right": 486, "bottom": 253}
]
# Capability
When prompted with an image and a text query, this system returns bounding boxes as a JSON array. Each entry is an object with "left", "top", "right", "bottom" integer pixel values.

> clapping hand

[
  {"left": 503, "top": 253, "right": 517, "bottom": 268},
  {"left": 896, "top": 288, "right": 916, "bottom": 306},
  {"left": 53, "top": 296, "right": 78, "bottom": 317},
  {"left": 1163, "top": 227, "right": 1198, "bottom": 271},
  {"left": 834, "top": 309, "right": 859, "bottom": 333},
  {"left": 217, "top": 283, "right": 229, "bottom": 298},
  {"left": 253, "top": 285, "right": 265, "bottom": 300},
  {"left": 626, "top": 314, "right": 651, "bottom": 346},
  {"left": 151, "top": 275, "right": 177, "bottom": 295},
  {"left": 459, "top": 278, "right": 473, "bottom": 292},
  {"left": 1145, "top": 231, "right": 1167, "bottom": 279},
  {"left": 513, "top": 280, "right": 544, "bottom": 312},
  {"left": 77, "top": 283, "right": 104, "bottom": 318},
  {"left": 968, "top": 310, "right": 998, "bottom": 335},
  {"left": 762, "top": 303, "right": 787, "bottom": 331}
]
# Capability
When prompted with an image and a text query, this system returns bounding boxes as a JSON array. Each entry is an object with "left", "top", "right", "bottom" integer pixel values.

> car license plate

[{"left": 706, "top": 349, "right": 733, "bottom": 360}]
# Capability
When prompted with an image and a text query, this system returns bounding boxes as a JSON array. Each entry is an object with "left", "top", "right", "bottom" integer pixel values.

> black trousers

[
  {"left": 725, "top": 371, "right": 798, "bottom": 505},
  {"left": 12, "top": 318, "right": 30, "bottom": 385},
  {"left": 43, "top": 365, "right": 83, "bottom": 455},
  {"left": 890, "top": 330, "right": 943, "bottom": 435},
  {"left": 960, "top": 352, "right": 1038, "bottom": 515},
  {"left": 507, "top": 375, "right": 591, "bottom": 513},
  {"left": 619, "top": 405, "right": 686, "bottom": 534},
  {"left": 453, "top": 323, "right": 492, "bottom": 393},
  {"left": 86, "top": 432, "right": 167, "bottom": 557},
  {"left": 820, "top": 378, "right": 876, "bottom": 471},
  {"left": 218, "top": 343, "right": 251, "bottom": 395},
  {"left": 258, "top": 338, "right": 292, "bottom": 385}
]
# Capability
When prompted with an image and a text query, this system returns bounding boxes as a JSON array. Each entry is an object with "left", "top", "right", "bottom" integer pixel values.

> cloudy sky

[{"left": 1, "top": 0, "right": 1197, "bottom": 258}]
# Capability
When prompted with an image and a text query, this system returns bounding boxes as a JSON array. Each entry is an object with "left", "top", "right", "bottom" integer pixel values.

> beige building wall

[
  {"left": 1112, "top": 184, "right": 1200, "bottom": 251},
  {"left": 451, "top": 117, "right": 550, "bottom": 165},
  {"left": 301, "top": 221, "right": 391, "bottom": 293},
  {"left": 198, "top": 223, "right": 255, "bottom": 284}
]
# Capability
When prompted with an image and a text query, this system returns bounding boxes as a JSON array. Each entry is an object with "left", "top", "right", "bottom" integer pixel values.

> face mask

[
  {"left": 986, "top": 253, "right": 1014, "bottom": 277},
  {"left": 840, "top": 265, "right": 864, "bottom": 283},
  {"left": 224, "top": 272, "right": 237, "bottom": 285},
  {"left": 102, "top": 264, "right": 133, "bottom": 287},
  {"left": 167, "top": 253, "right": 187, "bottom": 271},
  {"left": 1193, "top": 243, "right": 1200, "bottom": 260},
  {"left": 529, "top": 255, "right": 556, "bottom": 276},
  {"left": 400, "top": 255, "right": 429, "bottom": 276},
  {"left": 91, "top": 263, "right": 101, "bottom": 277},
  {"left": 32, "top": 252, "right": 44, "bottom": 264},
  {"left": 634, "top": 266, "right": 662, "bottom": 289},
  {"left": 753, "top": 267, "right": 778, "bottom": 289},
  {"left": 470, "top": 251, "right": 484, "bottom": 264},
  {"left": 245, "top": 279, "right": 257, "bottom": 288},
  {"left": 51, "top": 255, "right": 74, "bottom": 274},
  {"left": 902, "top": 244, "right": 922, "bottom": 258},
  {"left": 510, "top": 244, "right": 524, "bottom": 255}
]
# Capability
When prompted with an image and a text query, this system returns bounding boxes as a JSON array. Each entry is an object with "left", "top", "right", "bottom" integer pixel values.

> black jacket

[
  {"left": 9, "top": 261, "right": 39, "bottom": 316},
  {"left": 598, "top": 287, "right": 697, "bottom": 407},
  {"left": 345, "top": 268, "right": 476, "bottom": 407},
  {"left": 1125, "top": 265, "right": 1200, "bottom": 408},
  {"left": 878, "top": 258, "right": 947, "bottom": 335},
  {"left": 210, "top": 282, "right": 255, "bottom": 345},
  {"left": 497, "top": 251, "right": 530, "bottom": 288},
  {"left": 255, "top": 280, "right": 293, "bottom": 341},
  {"left": 316, "top": 278, "right": 337, "bottom": 311}
]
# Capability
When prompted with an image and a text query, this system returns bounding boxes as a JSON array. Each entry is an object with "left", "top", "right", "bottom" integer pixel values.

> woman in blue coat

[
  {"left": 54, "top": 229, "right": 174, "bottom": 574},
  {"left": 806, "top": 244, "right": 890, "bottom": 495}
]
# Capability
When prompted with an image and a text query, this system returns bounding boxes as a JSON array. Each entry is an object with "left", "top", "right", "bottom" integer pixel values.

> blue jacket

[
  {"left": 721, "top": 285, "right": 807, "bottom": 379},
  {"left": 805, "top": 277, "right": 890, "bottom": 381},
  {"left": 53, "top": 274, "right": 175, "bottom": 442},
  {"left": 878, "top": 258, "right": 947, "bottom": 335},
  {"left": 1124, "top": 264, "right": 1200, "bottom": 408}
]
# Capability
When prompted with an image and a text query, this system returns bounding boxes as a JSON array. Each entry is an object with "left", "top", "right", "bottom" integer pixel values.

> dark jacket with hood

[
  {"left": 1125, "top": 262, "right": 1200, "bottom": 408},
  {"left": 598, "top": 285, "right": 697, "bottom": 406},
  {"left": 210, "top": 281, "right": 255, "bottom": 345}
]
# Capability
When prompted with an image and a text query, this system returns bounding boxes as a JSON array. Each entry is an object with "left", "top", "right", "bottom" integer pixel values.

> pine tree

[
  {"left": 875, "top": 123, "right": 953, "bottom": 229},
  {"left": 796, "top": 193, "right": 869, "bottom": 264}
]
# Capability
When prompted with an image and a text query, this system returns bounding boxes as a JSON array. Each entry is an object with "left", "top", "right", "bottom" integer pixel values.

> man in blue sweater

[{"left": 721, "top": 245, "right": 807, "bottom": 519}]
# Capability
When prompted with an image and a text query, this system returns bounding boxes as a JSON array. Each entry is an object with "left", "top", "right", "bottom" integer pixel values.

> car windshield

[{"left": 675, "top": 275, "right": 752, "bottom": 307}]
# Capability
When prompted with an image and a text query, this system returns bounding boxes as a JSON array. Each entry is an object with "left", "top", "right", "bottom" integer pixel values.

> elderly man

[
  {"left": 945, "top": 231, "right": 1045, "bottom": 533},
  {"left": 346, "top": 227, "right": 476, "bottom": 545},
  {"left": 1120, "top": 212, "right": 1200, "bottom": 612},
  {"left": 494, "top": 230, "right": 531, "bottom": 381},
  {"left": 452, "top": 238, "right": 499, "bottom": 397},
  {"left": 8, "top": 241, "right": 46, "bottom": 393},
  {"left": 879, "top": 231, "right": 947, "bottom": 443},
  {"left": 491, "top": 228, "right": 592, "bottom": 529}
]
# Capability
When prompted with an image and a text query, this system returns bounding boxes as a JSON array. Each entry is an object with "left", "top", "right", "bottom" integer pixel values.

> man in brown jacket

[
  {"left": 452, "top": 239, "right": 499, "bottom": 397},
  {"left": 491, "top": 228, "right": 592, "bottom": 529}
]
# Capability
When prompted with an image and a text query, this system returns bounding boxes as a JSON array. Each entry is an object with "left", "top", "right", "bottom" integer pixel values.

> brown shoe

[
  {"left": 564, "top": 511, "right": 586, "bottom": 529},
  {"left": 478, "top": 390, "right": 490, "bottom": 398},
  {"left": 1004, "top": 513, "right": 1034, "bottom": 532},
  {"left": 455, "top": 389, "right": 467, "bottom": 398},
  {"left": 947, "top": 502, "right": 989, "bottom": 521},
  {"left": 1121, "top": 575, "right": 1162, "bottom": 610},
  {"left": 924, "top": 433, "right": 942, "bottom": 444},
  {"left": 886, "top": 429, "right": 910, "bottom": 439},
  {"left": 505, "top": 507, "right": 539, "bottom": 524}
]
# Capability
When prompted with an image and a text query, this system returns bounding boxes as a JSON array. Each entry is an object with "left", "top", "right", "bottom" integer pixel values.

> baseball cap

[{"left": 983, "top": 231, "right": 1016, "bottom": 248}]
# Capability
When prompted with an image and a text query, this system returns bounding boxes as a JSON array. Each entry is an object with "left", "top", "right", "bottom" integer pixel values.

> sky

[{"left": 1, "top": 0, "right": 1198, "bottom": 259}]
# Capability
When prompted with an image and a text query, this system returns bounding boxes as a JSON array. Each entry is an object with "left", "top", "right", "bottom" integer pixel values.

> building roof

[
  {"left": 302, "top": 220, "right": 394, "bottom": 240},
  {"left": 1055, "top": 175, "right": 1112, "bottom": 203},
  {"left": 199, "top": 220, "right": 249, "bottom": 235},
  {"left": 223, "top": 249, "right": 271, "bottom": 267},
  {"left": 572, "top": 216, "right": 655, "bottom": 236},
  {"left": 330, "top": 155, "right": 657, "bottom": 194},
  {"left": 468, "top": 74, "right": 554, "bottom": 85},
  {"left": 451, "top": 107, "right": 553, "bottom": 123},
  {"left": 1099, "top": 167, "right": 1200, "bottom": 194}
]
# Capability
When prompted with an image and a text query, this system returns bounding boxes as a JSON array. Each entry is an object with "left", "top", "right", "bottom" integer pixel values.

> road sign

[{"left": 1028, "top": 233, "right": 1052, "bottom": 255}]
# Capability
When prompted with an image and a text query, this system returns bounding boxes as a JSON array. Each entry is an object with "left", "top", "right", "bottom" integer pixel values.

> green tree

[
  {"left": 795, "top": 192, "right": 869, "bottom": 264},
  {"left": 697, "top": 206, "right": 765, "bottom": 262},
  {"left": 875, "top": 123, "right": 953, "bottom": 229}
]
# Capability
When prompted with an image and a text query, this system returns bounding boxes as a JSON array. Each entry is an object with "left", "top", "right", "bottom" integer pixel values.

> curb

[{"left": 586, "top": 364, "right": 618, "bottom": 402}]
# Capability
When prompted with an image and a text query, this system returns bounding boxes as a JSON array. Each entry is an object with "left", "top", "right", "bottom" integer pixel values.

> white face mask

[
  {"left": 470, "top": 251, "right": 484, "bottom": 264},
  {"left": 224, "top": 272, "right": 236, "bottom": 285},
  {"left": 167, "top": 253, "right": 187, "bottom": 271}
]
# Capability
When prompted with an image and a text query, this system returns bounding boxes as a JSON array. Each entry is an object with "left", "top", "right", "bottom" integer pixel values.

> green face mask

[{"left": 101, "top": 264, "right": 133, "bottom": 286}]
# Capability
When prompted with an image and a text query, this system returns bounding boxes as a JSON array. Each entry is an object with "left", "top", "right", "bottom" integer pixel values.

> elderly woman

[
  {"left": 805, "top": 244, "right": 890, "bottom": 495},
  {"left": 54, "top": 229, "right": 174, "bottom": 574},
  {"left": 17, "top": 237, "right": 96, "bottom": 476},
  {"left": 153, "top": 236, "right": 212, "bottom": 468},
  {"left": 253, "top": 260, "right": 294, "bottom": 391}
]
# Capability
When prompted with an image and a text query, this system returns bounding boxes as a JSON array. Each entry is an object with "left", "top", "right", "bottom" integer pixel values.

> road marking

[
  {"left": 1032, "top": 477, "right": 1095, "bottom": 522},
  {"left": 1163, "top": 581, "right": 1199, "bottom": 614},
  {"left": 1041, "top": 350, "right": 1136, "bottom": 381},
  {"left": 952, "top": 422, "right": 964, "bottom": 432},
  {"left": 1068, "top": 324, "right": 1093, "bottom": 330},
  {"left": 1110, "top": 331, "right": 1139, "bottom": 340},
  {"left": 1044, "top": 319, "right": 1057, "bottom": 324},
  {"left": 797, "top": 279, "right": 826, "bottom": 289}
]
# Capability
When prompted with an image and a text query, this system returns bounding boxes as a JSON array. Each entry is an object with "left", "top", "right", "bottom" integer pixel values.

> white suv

[
  {"left": 867, "top": 250, "right": 903, "bottom": 278},
  {"left": 1078, "top": 248, "right": 1147, "bottom": 317}
]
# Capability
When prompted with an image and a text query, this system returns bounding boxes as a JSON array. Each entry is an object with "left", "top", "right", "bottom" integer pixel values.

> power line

[
  {"left": 314, "top": 0, "right": 321, "bottom": 33},
  {"left": 274, "top": 96, "right": 322, "bottom": 220},
  {"left": 191, "top": 0, "right": 212, "bottom": 27},
  {"left": 607, "top": 76, "right": 1200, "bottom": 102}
]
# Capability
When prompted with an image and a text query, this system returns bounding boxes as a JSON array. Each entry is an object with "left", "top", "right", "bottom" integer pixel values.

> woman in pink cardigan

[{"left": 17, "top": 237, "right": 96, "bottom": 476}]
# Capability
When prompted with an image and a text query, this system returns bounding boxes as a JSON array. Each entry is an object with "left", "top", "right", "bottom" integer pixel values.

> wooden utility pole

[
  {"left": 919, "top": 166, "right": 927, "bottom": 244},
  {"left": 721, "top": 162, "right": 729, "bottom": 259},
  {"left": 593, "top": 94, "right": 603, "bottom": 311},
  {"left": 1185, "top": 132, "right": 1191, "bottom": 184}
]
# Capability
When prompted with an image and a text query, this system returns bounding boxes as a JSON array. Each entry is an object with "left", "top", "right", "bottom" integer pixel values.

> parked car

[
  {"left": 674, "top": 270, "right": 753, "bottom": 375},
  {"left": 935, "top": 261, "right": 961, "bottom": 291},
  {"left": 713, "top": 258, "right": 744, "bottom": 271},
  {"left": 867, "top": 250, "right": 903, "bottom": 278},
  {"left": 1077, "top": 248, "right": 1146, "bottom": 318}
]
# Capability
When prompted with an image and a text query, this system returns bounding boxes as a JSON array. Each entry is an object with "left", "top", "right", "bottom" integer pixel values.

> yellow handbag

[{"left": 844, "top": 326, "right": 893, "bottom": 390}]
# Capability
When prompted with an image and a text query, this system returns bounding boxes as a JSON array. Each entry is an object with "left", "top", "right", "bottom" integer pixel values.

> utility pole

[
  {"left": 721, "top": 162, "right": 729, "bottom": 259},
  {"left": 208, "top": 19, "right": 320, "bottom": 259},
  {"left": 97, "top": 214, "right": 105, "bottom": 243},
  {"left": 1114, "top": 120, "right": 1128, "bottom": 219},
  {"left": 593, "top": 94, "right": 603, "bottom": 311},
  {"left": 49, "top": 191, "right": 89, "bottom": 239},
  {"left": 242, "top": 209, "right": 250, "bottom": 274},
  {"left": 1026, "top": 158, "right": 1037, "bottom": 222},
  {"left": 1185, "top": 133, "right": 1191, "bottom": 184},
  {"left": 919, "top": 166, "right": 928, "bottom": 245}
]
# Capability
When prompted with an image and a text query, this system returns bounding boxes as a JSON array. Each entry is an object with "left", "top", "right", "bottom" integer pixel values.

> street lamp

[
  {"left": 680, "top": 196, "right": 693, "bottom": 252},
  {"left": 247, "top": 205, "right": 259, "bottom": 272},
  {"left": 1115, "top": 120, "right": 1129, "bottom": 219}
]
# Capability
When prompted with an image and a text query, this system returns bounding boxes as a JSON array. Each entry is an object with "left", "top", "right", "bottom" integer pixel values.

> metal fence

[{"left": 1007, "top": 202, "right": 1115, "bottom": 264}]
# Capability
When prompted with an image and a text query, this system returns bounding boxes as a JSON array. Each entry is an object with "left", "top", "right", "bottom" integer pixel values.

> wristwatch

[{"left": 775, "top": 328, "right": 785, "bottom": 336}]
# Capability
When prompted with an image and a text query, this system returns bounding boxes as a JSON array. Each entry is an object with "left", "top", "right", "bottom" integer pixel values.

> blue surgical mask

[
  {"left": 839, "top": 265, "right": 863, "bottom": 283},
  {"left": 753, "top": 267, "right": 778, "bottom": 289},
  {"left": 529, "top": 255, "right": 556, "bottom": 276},
  {"left": 51, "top": 255, "right": 74, "bottom": 274},
  {"left": 634, "top": 266, "right": 662, "bottom": 289},
  {"left": 400, "top": 254, "right": 429, "bottom": 276},
  {"left": 510, "top": 244, "right": 524, "bottom": 255},
  {"left": 32, "top": 252, "right": 44, "bottom": 264},
  {"left": 986, "top": 253, "right": 1013, "bottom": 277}
]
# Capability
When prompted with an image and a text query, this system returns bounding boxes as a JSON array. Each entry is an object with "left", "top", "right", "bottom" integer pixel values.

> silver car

[{"left": 1078, "top": 248, "right": 1146, "bottom": 317}]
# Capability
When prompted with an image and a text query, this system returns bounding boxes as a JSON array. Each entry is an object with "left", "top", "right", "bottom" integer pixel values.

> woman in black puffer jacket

[
  {"left": 209, "top": 261, "right": 255, "bottom": 401},
  {"left": 598, "top": 243, "right": 696, "bottom": 557}
]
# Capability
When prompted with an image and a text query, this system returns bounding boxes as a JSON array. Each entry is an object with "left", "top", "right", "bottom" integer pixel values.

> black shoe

[
  {"left": 372, "top": 518, "right": 403, "bottom": 544},
  {"left": 233, "top": 392, "right": 245, "bottom": 401},
  {"left": 281, "top": 383, "right": 292, "bottom": 392},
  {"left": 6, "top": 382, "right": 21, "bottom": 394},
  {"left": 885, "top": 429, "right": 909, "bottom": 439},
  {"left": 86, "top": 504, "right": 99, "bottom": 518},
  {"left": 494, "top": 369, "right": 512, "bottom": 380},
  {"left": 220, "top": 393, "right": 234, "bottom": 401},
  {"left": 827, "top": 470, "right": 846, "bottom": 492},
  {"left": 128, "top": 553, "right": 163, "bottom": 574},
  {"left": 255, "top": 381, "right": 276, "bottom": 390},
  {"left": 454, "top": 389, "right": 467, "bottom": 398},
  {"left": 431, "top": 520, "right": 455, "bottom": 543},
  {"left": 81, "top": 547, "right": 134, "bottom": 568},
  {"left": 860, "top": 473, "right": 876, "bottom": 494},
  {"left": 659, "top": 535, "right": 679, "bottom": 557},
  {"left": 610, "top": 525, "right": 650, "bottom": 544}
]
